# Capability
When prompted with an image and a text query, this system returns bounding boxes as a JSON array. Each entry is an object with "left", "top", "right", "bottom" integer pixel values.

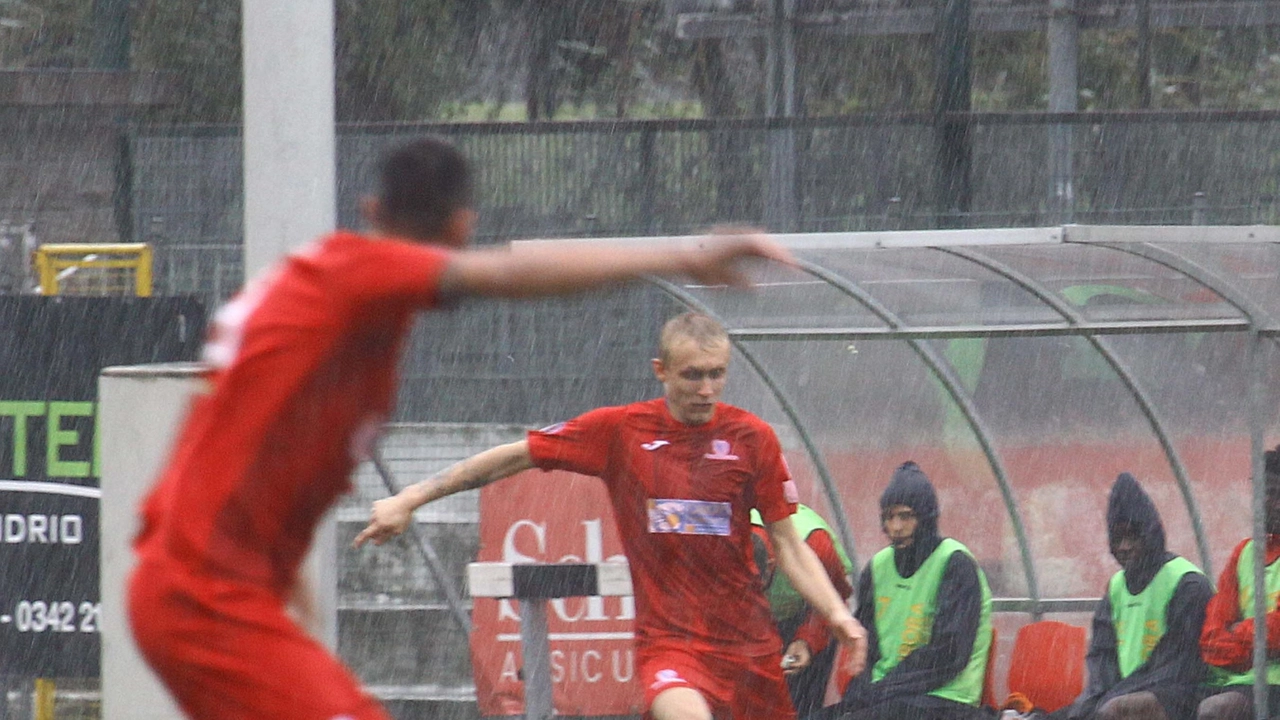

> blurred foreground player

[
  {"left": 127, "top": 138, "right": 794, "bottom": 720},
  {"left": 356, "top": 312, "right": 868, "bottom": 720}
]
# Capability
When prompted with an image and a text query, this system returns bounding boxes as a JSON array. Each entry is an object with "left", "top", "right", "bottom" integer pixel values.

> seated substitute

[
  {"left": 751, "top": 504, "right": 856, "bottom": 717},
  {"left": 1198, "top": 446, "right": 1280, "bottom": 720},
  {"left": 827, "top": 461, "right": 993, "bottom": 720},
  {"left": 1063, "top": 473, "right": 1211, "bottom": 720}
]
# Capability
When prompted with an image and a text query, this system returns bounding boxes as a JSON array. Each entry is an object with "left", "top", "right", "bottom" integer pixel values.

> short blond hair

[{"left": 658, "top": 312, "right": 729, "bottom": 364}]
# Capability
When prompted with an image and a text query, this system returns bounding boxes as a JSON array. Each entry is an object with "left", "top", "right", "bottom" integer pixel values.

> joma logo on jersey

[{"left": 641, "top": 440, "right": 670, "bottom": 451}]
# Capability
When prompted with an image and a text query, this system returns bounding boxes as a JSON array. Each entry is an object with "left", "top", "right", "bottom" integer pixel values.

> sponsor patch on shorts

[{"left": 647, "top": 498, "right": 732, "bottom": 536}]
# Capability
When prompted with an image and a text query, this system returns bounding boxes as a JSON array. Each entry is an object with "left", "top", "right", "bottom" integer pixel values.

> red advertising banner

[{"left": 472, "top": 469, "right": 643, "bottom": 716}]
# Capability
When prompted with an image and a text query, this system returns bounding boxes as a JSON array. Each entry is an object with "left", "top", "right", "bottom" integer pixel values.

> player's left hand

[
  {"left": 782, "top": 639, "right": 812, "bottom": 674},
  {"left": 831, "top": 614, "right": 869, "bottom": 678},
  {"left": 683, "top": 226, "right": 794, "bottom": 288},
  {"left": 352, "top": 496, "right": 414, "bottom": 548}
]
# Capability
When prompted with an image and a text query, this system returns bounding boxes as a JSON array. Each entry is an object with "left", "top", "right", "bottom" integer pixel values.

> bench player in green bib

[
  {"left": 1198, "top": 446, "right": 1280, "bottom": 720},
  {"left": 827, "top": 461, "right": 993, "bottom": 720},
  {"left": 1061, "top": 473, "right": 1212, "bottom": 720}
]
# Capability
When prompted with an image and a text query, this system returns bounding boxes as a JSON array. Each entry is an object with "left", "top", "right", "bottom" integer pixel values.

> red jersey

[
  {"left": 1201, "top": 536, "right": 1280, "bottom": 671},
  {"left": 134, "top": 231, "right": 450, "bottom": 596},
  {"left": 526, "top": 398, "right": 798, "bottom": 656}
]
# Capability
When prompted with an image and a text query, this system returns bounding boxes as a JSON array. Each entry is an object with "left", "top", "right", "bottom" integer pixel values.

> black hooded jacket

[
  {"left": 843, "top": 462, "right": 986, "bottom": 710},
  {"left": 1068, "top": 473, "right": 1212, "bottom": 720}
]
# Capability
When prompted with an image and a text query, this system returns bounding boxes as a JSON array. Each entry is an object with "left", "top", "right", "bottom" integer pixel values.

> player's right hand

[
  {"left": 684, "top": 226, "right": 794, "bottom": 288},
  {"left": 352, "top": 496, "right": 414, "bottom": 548},
  {"left": 832, "top": 614, "right": 869, "bottom": 678}
]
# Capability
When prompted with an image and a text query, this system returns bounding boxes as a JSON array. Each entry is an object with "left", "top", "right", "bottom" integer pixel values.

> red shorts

[
  {"left": 638, "top": 643, "right": 796, "bottom": 720},
  {"left": 128, "top": 558, "right": 390, "bottom": 720}
]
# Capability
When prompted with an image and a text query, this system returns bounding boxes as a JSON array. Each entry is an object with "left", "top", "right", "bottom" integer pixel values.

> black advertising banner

[{"left": 0, "top": 296, "right": 204, "bottom": 677}]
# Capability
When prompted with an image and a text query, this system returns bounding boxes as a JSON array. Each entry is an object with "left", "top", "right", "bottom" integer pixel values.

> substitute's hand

[
  {"left": 682, "top": 226, "right": 793, "bottom": 288},
  {"left": 782, "top": 639, "right": 813, "bottom": 675},
  {"left": 352, "top": 496, "right": 414, "bottom": 548},
  {"left": 831, "top": 614, "right": 869, "bottom": 679}
]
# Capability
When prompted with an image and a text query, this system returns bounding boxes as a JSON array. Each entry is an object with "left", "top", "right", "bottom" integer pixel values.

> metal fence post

[
  {"left": 639, "top": 126, "right": 658, "bottom": 235},
  {"left": 1192, "top": 191, "right": 1208, "bottom": 225},
  {"left": 884, "top": 196, "right": 904, "bottom": 230}
]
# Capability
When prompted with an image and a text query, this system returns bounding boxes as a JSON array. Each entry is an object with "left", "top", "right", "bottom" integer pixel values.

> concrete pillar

[
  {"left": 241, "top": 0, "right": 336, "bottom": 278},
  {"left": 241, "top": 0, "right": 338, "bottom": 649},
  {"left": 99, "top": 363, "right": 204, "bottom": 720}
]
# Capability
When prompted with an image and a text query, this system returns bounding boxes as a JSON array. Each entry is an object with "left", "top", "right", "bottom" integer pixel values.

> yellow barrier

[
  {"left": 34, "top": 678, "right": 54, "bottom": 720},
  {"left": 34, "top": 243, "right": 153, "bottom": 297}
]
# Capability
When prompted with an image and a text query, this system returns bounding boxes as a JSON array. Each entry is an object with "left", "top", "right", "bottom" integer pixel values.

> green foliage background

[{"left": 8, "top": 0, "right": 1280, "bottom": 120}]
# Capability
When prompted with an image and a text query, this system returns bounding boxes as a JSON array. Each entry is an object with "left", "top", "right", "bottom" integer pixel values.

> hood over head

[
  {"left": 1106, "top": 472, "right": 1172, "bottom": 592},
  {"left": 880, "top": 461, "right": 943, "bottom": 576}
]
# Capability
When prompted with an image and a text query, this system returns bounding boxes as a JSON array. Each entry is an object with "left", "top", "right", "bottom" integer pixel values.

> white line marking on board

[
  {"left": 496, "top": 632, "right": 634, "bottom": 642},
  {"left": 0, "top": 481, "right": 101, "bottom": 499}
]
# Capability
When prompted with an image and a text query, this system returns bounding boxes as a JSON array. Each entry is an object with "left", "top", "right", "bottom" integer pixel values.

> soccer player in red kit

[
  {"left": 355, "top": 312, "right": 868, "bottom": 720},
  {"left": 127, "top": 138, "right": 795, "bottom": 720}
]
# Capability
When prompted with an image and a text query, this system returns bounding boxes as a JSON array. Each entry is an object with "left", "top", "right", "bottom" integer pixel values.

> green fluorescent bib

[
  {"left": 870, "top": 538, "right": 993, "bottom": 706},
  {"left": 1219, "top": 541, "right": 1280, "bottom": 686},
  {"left": 1108, "top": 556, "right": 1202, "bottom": 678},
  {"left": 751, "top": 506, "right": 854, "bottom": 623}
]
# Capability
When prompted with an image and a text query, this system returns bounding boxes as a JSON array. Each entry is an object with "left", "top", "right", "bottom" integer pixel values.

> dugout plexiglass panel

[
  {"left": 658, "top": 225, "right": 1280, "bottom": 613},
  {"left": 800, "top": 247, "right": 1065, "bottom": 330}
]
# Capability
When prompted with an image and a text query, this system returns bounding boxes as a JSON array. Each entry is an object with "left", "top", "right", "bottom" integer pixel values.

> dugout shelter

[{"left": 644, "top": 223, "right": 1280, "bottom": 699}]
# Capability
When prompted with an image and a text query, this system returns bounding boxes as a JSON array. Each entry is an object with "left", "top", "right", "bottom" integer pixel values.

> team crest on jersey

[
  {"left": 647, "top": 499, "right": 732, "bottom": 536},
  {"left": 704, "top": 439, "right": 739, "bottom": 460}
]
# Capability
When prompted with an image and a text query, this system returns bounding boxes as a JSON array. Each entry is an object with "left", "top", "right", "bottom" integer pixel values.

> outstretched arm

[
  {"left": 440, "top": 227, "right": 791, "bottom": 300},
  {"left": 353, "top": 440, "right": 535, "bottom": 548},
  {"left": 769, "top": 517, "right": 868, "bottom": 678}
]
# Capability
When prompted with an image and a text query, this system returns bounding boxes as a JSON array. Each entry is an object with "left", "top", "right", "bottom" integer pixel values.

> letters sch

[{"left": 498, "top": 517, "right": 635, "bottom": 623}]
